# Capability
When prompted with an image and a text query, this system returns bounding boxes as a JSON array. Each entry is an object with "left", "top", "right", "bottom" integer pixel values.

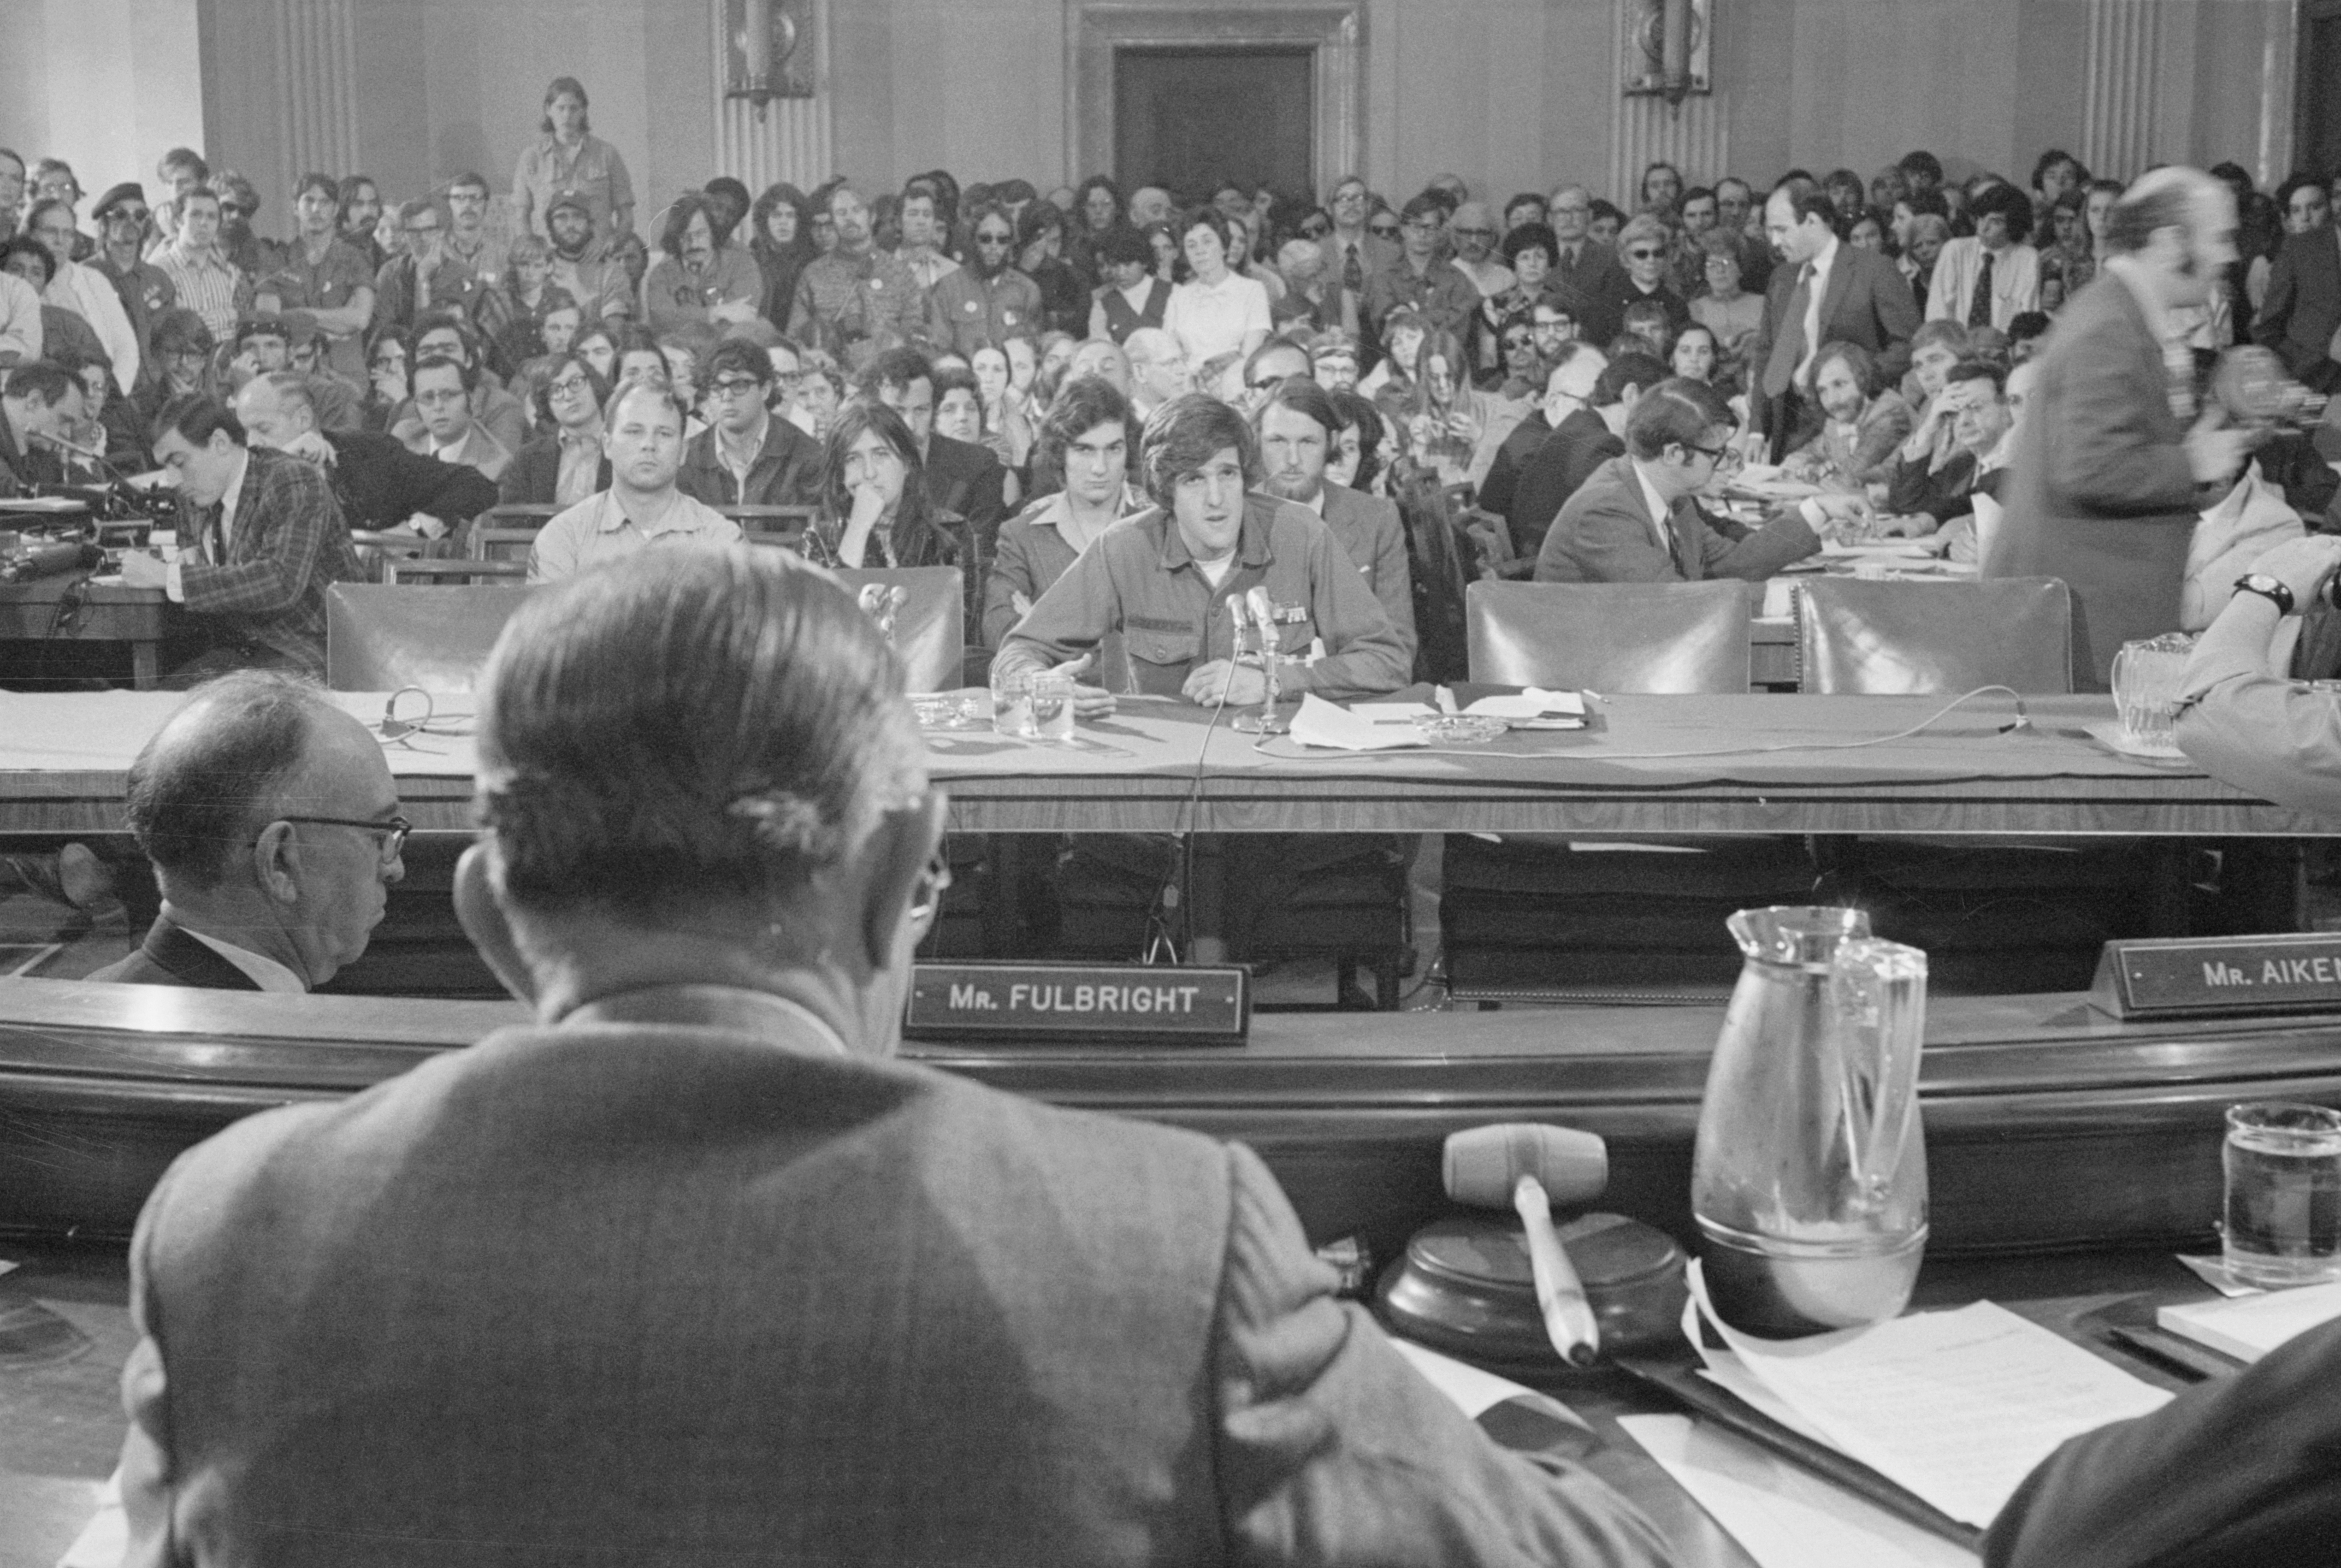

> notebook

[{"left": 2156, "top": 1278, "right": 2341, "bottom": 1363}]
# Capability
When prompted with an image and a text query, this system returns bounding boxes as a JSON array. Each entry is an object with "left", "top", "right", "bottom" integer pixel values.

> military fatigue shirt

[
  {"left": 995, "top": 494, "right": 1410, "bottom": 701},
  {"left": 787, "top": 246, "right": 936, "bottom": 365},
  {"left": 927, "top": 266, "right": 1044, "bottom": 357}
]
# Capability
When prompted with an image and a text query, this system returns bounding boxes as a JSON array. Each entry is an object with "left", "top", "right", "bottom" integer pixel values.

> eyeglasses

[
  {"left": 405, "top": 224, "right": 441, "bottom": 238},
  {"left": 974, "top": 232, "right": 1013, "bottom": 246},
  {"left": 105, "top": 208, "right": 151, "bottom": 225},
  {"left": 1368, "top": 223, "right": 1400, "bottom": 239},
  {"left": 414, "top": 388, "right": 468, "bottom": 406},
  {"left": 1452, "top": 226, "right": 1495, "bottom": 239},
  {"left": 548, "top": 376, "right": 593, "bottom": 397},
  {"left": 707, "top": 376, "right": 765, "bottom": 399},
  {"left": 1403, "top": 218, "right": 1440, "bottom": 233},
  {"left": 1682, "top": 441, "right": 1730, "bottom": 464},
  {"left": 1299, "top": 222, "right": 1331, "bottom": 237},
  {"left": 1625, "top": 247, "right": 1664, "bottom": 260},
  {"left": 271, "top": 813, "right": 411, "bottom": 865}
]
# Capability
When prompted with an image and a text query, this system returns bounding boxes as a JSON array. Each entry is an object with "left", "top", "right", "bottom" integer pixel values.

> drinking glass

[
  {"left": 2224, "top": 1101, "right": 2341, "bottom": 1288},
  {"left": 2111, "top": 633, "right": 2194, "bottom": 746},
  {"left": 1028, "top": 671, "right": 1074, "bottom": 741}
]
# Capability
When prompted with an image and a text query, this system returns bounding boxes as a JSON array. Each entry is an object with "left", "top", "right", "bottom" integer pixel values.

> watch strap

[{"left": 2232, "top": 573, "right": 2296, "bottom": 615}]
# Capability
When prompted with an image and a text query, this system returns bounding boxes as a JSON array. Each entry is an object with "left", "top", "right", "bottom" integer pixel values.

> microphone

[
  {"left": 1443, "top": 1124, "right": 1609, "bottom": 1366},
  {"left": 29, "top": 428, "right": 146, "bottom": 499}
]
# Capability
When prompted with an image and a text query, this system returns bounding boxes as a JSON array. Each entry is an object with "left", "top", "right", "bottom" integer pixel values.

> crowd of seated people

[{"left": 0, "top": 108, "right": 2336, "bottom": 701}]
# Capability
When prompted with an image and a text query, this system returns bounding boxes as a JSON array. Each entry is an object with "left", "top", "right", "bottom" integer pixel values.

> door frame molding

[{"left": 1066, "top": 2, "right": 1365, "bottom": 194}]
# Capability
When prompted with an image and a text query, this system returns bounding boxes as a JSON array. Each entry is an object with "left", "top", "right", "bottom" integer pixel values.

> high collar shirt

[{"left": 156, "top": 242, "right": 244, "bottom": 340}]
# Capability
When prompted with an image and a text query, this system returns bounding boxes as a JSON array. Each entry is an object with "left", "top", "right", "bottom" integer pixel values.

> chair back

[
  {"left": 725, "top": 504, "right": 817, "bottom": 549},
  {"left": 1796, "top": 576, "right": 2072, "bottom": 695},
  {"left": 326, "top": 583, "right": 537, "bottom": 691},
  {"left": 1467, "top": 579, "right": 1753, "bottom": 693},
  {"left": 383, "top": 558, "right": 530, "bottom": 585},
  {"left": 831, "top": 565, "right": 965, "bottom": 693},
  {"left": 469, "top": 528, "right": 540, "bottom": 561},
  {"left": 482, "top": 504, "right": 560, "bottom": 526}
]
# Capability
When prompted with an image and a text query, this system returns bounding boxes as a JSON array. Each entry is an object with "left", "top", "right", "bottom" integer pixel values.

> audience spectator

[
  {"left": 1325, "top": 386, "right": 1387, "bottom": 493},
  {"left": 1543, "top": 185, "right": 1627, "bottom": 344},
  {"left": 399, "top": 351, "right": 512, "bottom": 483},
  {"left": 986, "top": 375, "right": 1140, "bottom": 649},
  {"left": 807, "top": 397, "right": 965, "bottom": 575},
  {"left": 930, "top": 363, "right": 983, "bottom": 447},
  {"left": 372, "top": 198, "right": 490, "bottom": 340},
  {"left": 747, "top": 181, "right": 816, "bottom": 327},
  {"left": 500, "top": 352, "right": 609, "bottom": 506},
  {"left": 27, "top": 197, "right": 138, "bottom": 393},
  {"left": 1748, "top": 187, "right": 1920, "bottom": 460},
  {"left": 136, "top": 307, "right": 211, "bottom": 427},
  {"left": 1087, "top": 224, "right": 1169, "bottom": 345},
  {"left": 528, "top": 381, "right": 736, "bottom": 581},
  {"left": 537, "top": 191, "right": 635, "bottom": 324},
  {"left": 1927, "top": 181, "right": 2041, "bottom": 329},
  {"left": 0, "top": 149, "right": 24, "bottom": 244},
  {"left": 2254, "top": 171, "right": 2340, "bottom": 393},
  {"left": 639, "top": 191, "right": 761, "bottom": 335},
  {"left": 151, "top": 185, "right": 246, "bottom": 344},
  {"left": 398, "top": 314, "right": 528, "bottom": 454},
  {"left": 1508, "top": 348, "right": 1663, "bottom": 557},
  {"left": 1122, "top": 325, "right": 1191, "bottom": 423},
  {"left": 1783, "top": 339, "right": 1914, "bottom": 490},
  {"left": 1362, "top": 193, "right": 1480, "bottom": 350},
  {"left": 1162, "top": 208, "right": 1272, "bottom": 369},
  {"left": 1015, "top": 201, "right": 1088, "bottom": 336},
  {"left": 1256, "top": 374, "right": 1416, "bottom": 654},
  {"left": 1480, "top": 340, "right": 1597, "bottom": 546},
  {"left": 1874, "top": 356, "right": 2011, "bottom": 534},
  {"left": 209, "top": 170, "right": 275, "bottom": 281},
  {"left": 249, "top": 174, "right": 373, "bottom": 382},
  {"left": 0, "top": 360, "right": 83, "bottom": 493},
  {"left": 228, "top": 314, "right": 359, "bottom": 433},
  {"left": 88, "top": 185, "right": 174, "bottom": 383},
  {"left": 512, "top": 76, "right": 634, "bottom": 240},
  {"left": 337, "top": 174, "right": 387, "bottom": 271},
  {"left": 1272, "top": 238, "right": 1343, "bottom": 336},
  {"left": 856, "top": 345, "right": 1009, "bottom": 565},
  {"left": 1, "top": 236, "right": 109, "bottom": 382},
  {"left": 929, "top": 203, "right": 1043, "bottom": 356},
  {"left": 789, "top": 183, "right": 935, "bottom": 368},
  {"left": 234, "top": 370, "right": 497, "bottom": 548}
]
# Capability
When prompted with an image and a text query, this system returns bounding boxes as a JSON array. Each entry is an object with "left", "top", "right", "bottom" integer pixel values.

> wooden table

[
  {"left": 0, "top": 574, "right": 165, "bottom": 690},
  {"left": 0, "top": 688, "right": 2320, "bottom": 838}
]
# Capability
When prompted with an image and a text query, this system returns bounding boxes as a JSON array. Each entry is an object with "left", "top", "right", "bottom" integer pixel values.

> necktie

[
  {"left": 202, "top": 502, "right": 226, "bottom": 564},
  {"left": 1763, "top": 264, "right": 1813, "bottom": 398},
  {"left": 1343, "top": 241, "right": 1363, "bottom": 296},
  {"left": 1967, "top": 251, "right": 1995, "bottom": 329}
]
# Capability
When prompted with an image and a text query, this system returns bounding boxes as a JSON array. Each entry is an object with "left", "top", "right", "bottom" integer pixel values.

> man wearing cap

[
  {"left": 542, "top": 191, "right": 635, "bottom": 323},
  {"left": 89, "top": 185, "right": 176, "bottom": 388},
  {"left": 253, "top": 174, "right": 375, "bottom": 382}
]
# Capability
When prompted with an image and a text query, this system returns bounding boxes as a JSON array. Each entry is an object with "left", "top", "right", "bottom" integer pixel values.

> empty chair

[
  {"left": 1794, "top": 575, "right": 2167, "bottom": 992},
  {"left": 726, "top": 505, "right": 817, "bottom": 549},
  {"left": 1443, "top": 578, "right": 1814, "bottom": 1002},
  {"left": 1797, "top": 576, "right": 2071, "bottom": 695},
  {"left": 1467, "top": 579, "right": 1754, "bottom": 694},
  {"left": 326, "top": 583, "right": 536, "bottom": 691}
]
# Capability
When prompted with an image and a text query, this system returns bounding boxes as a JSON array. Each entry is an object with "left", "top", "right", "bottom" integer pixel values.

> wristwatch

[{"left": 2232, "top": 573, "right": 2297, "bottom": 615}]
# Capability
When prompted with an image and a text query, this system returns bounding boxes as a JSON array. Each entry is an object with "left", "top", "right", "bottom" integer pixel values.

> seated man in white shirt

[
  {"left": 529, "top": 380, "right": 741, "bottom": 582},
  {"left": 89, "top": 671, "right": 406, "bottom": 991},
  {"left": 2174, "top": 534, "right": 2341, "bottom": 821}
]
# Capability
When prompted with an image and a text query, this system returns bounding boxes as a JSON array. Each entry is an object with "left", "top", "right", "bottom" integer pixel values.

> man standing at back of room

[{"left": 1745, "top": 187, "right": 1920, "bottom": 462}]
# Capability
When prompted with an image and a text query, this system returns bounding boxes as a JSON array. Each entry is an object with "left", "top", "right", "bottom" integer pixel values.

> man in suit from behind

[
  {"left": 113, "top": 547, "right": 1676, "bottom": 1566},
  {"left": 88, "top": 672, "right": 405, "bottom": 991},
  {"left": 858, "top": 345, "right": 1008, "bottom": 568},
  {"left": 2252, "top": 173, "right": 2341, "bottom": 395},
  {"left": 1254, "top": 372, "right": 1417, "bottom": 662},
  {"left": 1746, "top": 187, "right": 1922, "bottom": 462},
  {"left": 1538, "top": 376, "right": 1837, "bottom": 583},
  {"left": 1986, "top": 167, "right": 2255, "bottom": 690},
  {"left": 1511, "top": 350, "right": 1668, "bottom": 565}
]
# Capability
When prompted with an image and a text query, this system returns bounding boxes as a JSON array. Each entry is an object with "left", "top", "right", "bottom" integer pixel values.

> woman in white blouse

[{"left": 1161, "top": 209, "right": 1270, "bottom": 368}]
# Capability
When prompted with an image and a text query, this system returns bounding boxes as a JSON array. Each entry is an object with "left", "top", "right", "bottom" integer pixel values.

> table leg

[{"left": 130, "top": 640, "right": 158, "bottom": 691}]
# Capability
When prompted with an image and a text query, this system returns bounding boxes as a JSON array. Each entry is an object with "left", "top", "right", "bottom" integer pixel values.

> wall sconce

[
  {"left": 726, "top": 0, "right": 814, "bottom": 115},
  {"left": 1624, "top": 0, "right": 1713, "bottom": 107}
]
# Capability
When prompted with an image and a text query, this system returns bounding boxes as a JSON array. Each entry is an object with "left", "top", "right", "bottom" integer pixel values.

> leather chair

[
  {"left": 1468, "top": 579, "right": 1754, "bottom": 692},
  {"left": 382, "top": 558, "right": 529, "bottom": 585},
  {"left": 830, "top": 565, "right": 965, "bottom": 693},
  {"left": 1797, "top": 576, "right": 2071, "bottom": 694},
  {"left": 726, "top": 505, "right": 817, "bottom": 549},
  {"left": 1444, "top": 579, "right": 1817, "bottom": 1002},
  {"left": 1794, "top": 576, "right": 2170, "bottom": 991},
  {"left": 326, "top": 583, "right": 536, "bottom": 691}
]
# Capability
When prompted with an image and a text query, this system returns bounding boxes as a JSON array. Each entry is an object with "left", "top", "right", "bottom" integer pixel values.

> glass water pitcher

[{"left": 1692, "top": 907, "right": 1930, "bottom": 1337}]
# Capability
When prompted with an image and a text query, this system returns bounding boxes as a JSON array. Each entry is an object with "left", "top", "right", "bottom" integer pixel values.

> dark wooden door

[
  {"left": 2300, "top": 1, "right": 2341, "bottom": 182},
  {"left": 1114, "top": 46, "right": 1313, "bottom": 205}
]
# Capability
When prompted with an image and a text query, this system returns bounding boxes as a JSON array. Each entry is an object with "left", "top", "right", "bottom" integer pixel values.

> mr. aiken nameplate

[
  {"left": 904, "top": 963, "right": 1250, "bottom": 1044},
  {"left": 2091, "top": 934, "right": 2341, "bottom": 1019}
]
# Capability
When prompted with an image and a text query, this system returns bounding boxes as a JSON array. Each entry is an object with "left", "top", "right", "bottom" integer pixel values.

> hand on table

[
  {"left": 1871, "top": 512, "right": 1938, "bottom": 539},
  {"left": 117, "top": 551, "right": 168, "bottom": 589},
  {"left": 1184, "top": 659, "right": 1270, "bottom": 708},
  {"left": 1045, "top": 653, "right": 1116, "bottom": 718}
]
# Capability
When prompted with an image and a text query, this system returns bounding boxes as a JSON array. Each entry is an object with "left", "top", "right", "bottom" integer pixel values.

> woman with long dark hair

[
  {"left": 809, "top": 398, "right": 965, "bottom": 572},
  {"left": 748, "top": 182, "right": 816, "bottom": 328}
]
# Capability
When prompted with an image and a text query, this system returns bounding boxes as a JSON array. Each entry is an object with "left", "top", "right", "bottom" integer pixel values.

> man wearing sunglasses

[
  {"left": 91, "top": 672, "right": 405, "bottom": 991},
  {"left": 675, "top": 337, "right": 823, "bottom": 507},
  {"left": 927, "top": 202, "right": 1042, "bottom": 357},
  {"left": 89, "top": 183, "right": 178, "bottom": 380}
]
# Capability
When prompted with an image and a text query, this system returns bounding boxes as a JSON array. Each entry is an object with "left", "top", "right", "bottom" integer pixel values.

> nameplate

[
  {"left": 903, "top": 963, "right": 1249, "bottom": 1045},
  {"left": 2091, "top": 934, "right": 2341, "bottom": 1019}
]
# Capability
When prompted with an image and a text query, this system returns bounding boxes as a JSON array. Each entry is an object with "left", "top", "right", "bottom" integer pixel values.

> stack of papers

[
  {"left": 1664, "top": 1261, "right": 2172, "bottom": 1533},
  {"left": 2156, "top": 1277, "right": 2341, "bottom": 1363}
]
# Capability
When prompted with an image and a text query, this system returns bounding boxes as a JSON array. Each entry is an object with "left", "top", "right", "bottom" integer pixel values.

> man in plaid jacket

[{"left": 121, "top": 393, "right": 364, "bottom": 682}]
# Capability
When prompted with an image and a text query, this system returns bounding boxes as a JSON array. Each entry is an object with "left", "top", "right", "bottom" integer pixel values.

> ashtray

[
  {"left": 909, "top": 692, "right": 989, "bottom": 731},
  {"left": 1414, "top": 713, "right": 1509, "bottom": 745}
]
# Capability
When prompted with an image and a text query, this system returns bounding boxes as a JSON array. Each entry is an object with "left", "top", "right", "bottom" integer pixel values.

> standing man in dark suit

[
  {"left": 232, "top": 371, "right": 497, "bottom": 546},
  {"left": 2253, "top": 175, "right": 2341, "bottom": 394},
  {"left": 119, "top": 394, "right": 365, "bottom": 682},
  {"left": 89, "top": 672, "right": 405, "bottom": 991},
  {"left": 1746, "top": 188, "right": 1922, "bottom": 462},
  {"left": 1545, "top": 184, "right": 1628, "bottom": 346},
  {"left": 112, "top": 547, "right": 1674, "bottom": 1565},
  {"left": 1537, "top": 377, "right": 1837, "bottom": 583},
  {"left": 1987, "top": 167, "right": 2255, "bottom": 690}
]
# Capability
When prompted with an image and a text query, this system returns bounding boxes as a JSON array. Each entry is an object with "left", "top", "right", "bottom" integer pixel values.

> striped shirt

[{"left": 155, "top": 244, "right": 247, "bottom": 341}]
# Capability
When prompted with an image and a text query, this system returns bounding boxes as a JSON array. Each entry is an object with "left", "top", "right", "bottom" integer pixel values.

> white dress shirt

[{"left": 165, "top": 446, "right": 251, "bottom": 602}]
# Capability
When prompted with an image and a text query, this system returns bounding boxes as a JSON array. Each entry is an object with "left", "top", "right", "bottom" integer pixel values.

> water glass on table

[
  {"left": 991, "top": 666, "right": 1074, "bottom": 741},
  {"left": 2111, "top": 632, "right": 2195, "bottom": 747},
  {"left": 2224, "top": 1101, "right": 2341, "bottom": 1288}
]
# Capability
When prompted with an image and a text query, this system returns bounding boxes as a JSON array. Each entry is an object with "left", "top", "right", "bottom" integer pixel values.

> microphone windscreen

[{"left": 1443, "top": 1123, "right": 1608, "bottom": 1208}]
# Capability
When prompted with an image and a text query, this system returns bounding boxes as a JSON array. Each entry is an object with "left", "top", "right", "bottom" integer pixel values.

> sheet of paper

[
  {"left": 1465, "top": 687, "right": 1587, "bottom": 720},
  {"left": 2173, "top": 1252, "right": 2265, "bottom": 1298},
  {"left": 1388, "top": 1337, "right": 1587, "bottom": 1430},
  {"left": 1687, "top": 1260, "right": 2171, "bottom": 1529},
  {"left": 2157, "top": 1277, "right": 2341, "bottom": 1362},
  {"left": 57, "top": 1471, "right": 123, "bottom": 1568},
  {"left": 1619, "top": 1416, "right": 1980, "bottom": 1568},
  {"left": 1287, "top": 693, "right": 1426, "bottom": 752}
]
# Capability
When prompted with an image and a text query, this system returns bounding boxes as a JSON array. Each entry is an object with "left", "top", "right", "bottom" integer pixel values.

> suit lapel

[
  {"left": 1818, "top": 248, "right": 1856, "bottom": 336},
  {"left": 142, "top": 916, "right": 264, "bottom": 990}
]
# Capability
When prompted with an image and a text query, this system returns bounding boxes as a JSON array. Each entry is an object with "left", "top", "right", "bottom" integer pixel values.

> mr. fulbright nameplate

[
  {"left": 903, "top": 963, "right": 1250, "bottom": 1044},
  {"left": 2091, "top": 933, "right": 2341, "bottom": 1019}
]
